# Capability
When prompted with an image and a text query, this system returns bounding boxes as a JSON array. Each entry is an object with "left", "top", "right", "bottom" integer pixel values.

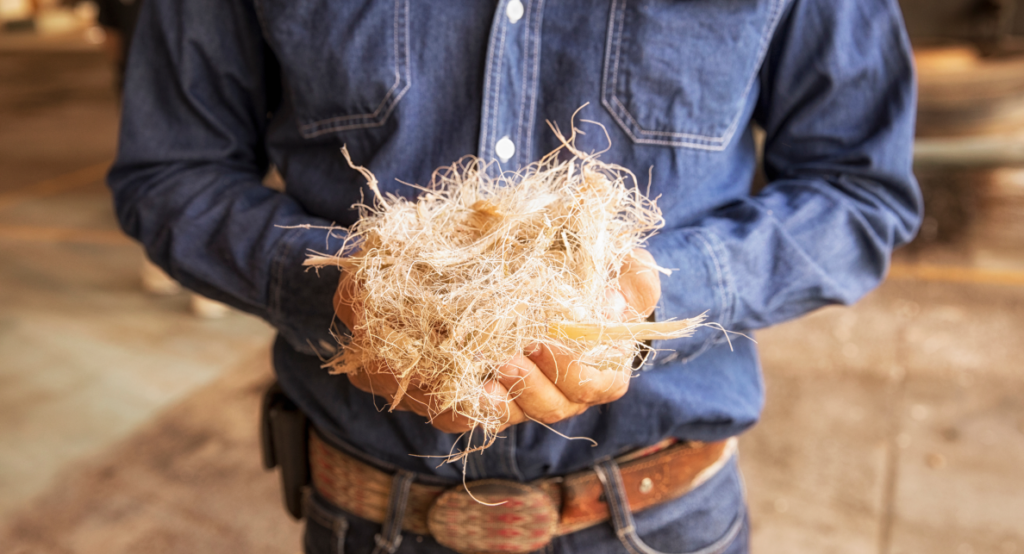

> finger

[
  {"left": 349, "top": 361, "right": 531, "bottom": 432},
  {"left": 402, "top": 379, "right": 526, "bottom": 434},
  {"left": 618, "top": 249, "right": 662, "bottom": 320},
  {"left": 481, "top": 379, "right": 527, "bottom": 431},
  {"left": 527, "top": 342, "right": 630, "bottom": 405},
  {"left": 495, "top": 353, "right": 585, "bottom": 425},
  {"left": 424, "top": 407, "right": 480, "bottom": 434},
  {"left": 350, "top": 366, "right": 431, "bottom": 417},
  {"left": 351, "top": 363, "right": 493, "bottom": 433},
  {"left": 333, "top": 274, "right": 362, "bottom": 330}
]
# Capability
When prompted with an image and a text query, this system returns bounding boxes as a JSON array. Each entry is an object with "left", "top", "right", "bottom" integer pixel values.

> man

[{"left": 108, "top": 1, "right": 921, "bottom": 552}]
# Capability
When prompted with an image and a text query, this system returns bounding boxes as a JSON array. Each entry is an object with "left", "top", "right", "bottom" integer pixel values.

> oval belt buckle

[{"left": 427, "top": 479, "right": 559, "bottom": 554}]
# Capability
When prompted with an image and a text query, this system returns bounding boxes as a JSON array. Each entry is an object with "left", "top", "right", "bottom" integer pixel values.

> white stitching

[
  {"left": 299, "top": 0, "right": 411, "bottom": 137},
  {"left": 603, "top": 0, "right": 787, "bottom": 149},
  {"left": 301, "top": 0, "right": 404, "bottom": 128},
  {"left": 478, "top": 2, "right": 511, "bottom": 162},
  {"left": 478, "top": 4, "right": 500, "bottom": 157},
  {"left": 614, "top": 0, "right": 785, "bottom": 142},
  {"left": 614, "top": 97, "right": 726, "bottom": 144},
  {"left": 489, "top": 5, "right": 510, "bottom": 158},
  {"left": 600, "top": 0, "right": 619, "bottom": 114},
  {"left": 300, "top": 0, "right": 408, "bottom": 136},
  {"left": 610, "top": 0, "right": 624, "bottom": 107},
  {"left": 513, "top": 0, "right": 533, "bottom": 167},
  {"left": 607, "top": 0, "right": 784, "bottom": 142},
  {"left": 523, "top": 0, "right": 545, "bottom": 168}
]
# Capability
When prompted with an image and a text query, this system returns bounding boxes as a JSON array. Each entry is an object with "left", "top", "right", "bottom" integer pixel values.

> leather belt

[{"left": 309, "top": 431, "right": 735, "bottom": 553}]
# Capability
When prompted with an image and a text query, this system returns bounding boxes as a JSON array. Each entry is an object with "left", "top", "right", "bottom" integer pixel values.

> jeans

[{"left": 302, "top": 455, "right": 748, "bottom": 554}]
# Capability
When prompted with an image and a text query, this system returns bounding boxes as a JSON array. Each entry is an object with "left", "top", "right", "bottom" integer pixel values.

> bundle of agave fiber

[{"left": 304, "top": 123, "right": 705, "bottom": 445}]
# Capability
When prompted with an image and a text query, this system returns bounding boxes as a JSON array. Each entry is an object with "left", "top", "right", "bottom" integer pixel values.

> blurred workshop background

[{"left": 0, "top": 1, "right": 1022, "bottom": 553}]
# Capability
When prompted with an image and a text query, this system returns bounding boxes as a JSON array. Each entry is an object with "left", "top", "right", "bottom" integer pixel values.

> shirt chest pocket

[
  {"left": 255, "top": 0, "right": 410, "bottom": 139},
  {"left": 602, "top": 0, "right": 785, "bottom": 150}
]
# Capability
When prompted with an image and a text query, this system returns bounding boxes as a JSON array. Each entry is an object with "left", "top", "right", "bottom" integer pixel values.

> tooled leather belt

[{"left": 309, "top": 430, "right": 736, "bottom": 554}]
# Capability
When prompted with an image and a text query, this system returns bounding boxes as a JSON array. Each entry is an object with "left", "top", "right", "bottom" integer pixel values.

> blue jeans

[{"left": 303, "top": 456, "right": 749, "bottom": 554}]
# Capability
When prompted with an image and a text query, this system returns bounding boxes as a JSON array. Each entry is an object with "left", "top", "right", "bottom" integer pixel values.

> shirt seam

[
  {"left": 298, "top": 0, "right": 411, "bottom": 137},
  {"left": 601, "top": 0, "right": 788, "bottom": 149}
]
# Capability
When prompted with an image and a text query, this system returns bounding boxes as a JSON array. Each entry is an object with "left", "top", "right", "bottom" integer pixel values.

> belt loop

[
  {"left": 371, "top": 469, "right": 415, "bottom": 554},
  {"left": 593, "top": 459, "right": 638, "bottom": 541},
  {"left": 596, "top": 452, "right": 745, "bottom": 554}
]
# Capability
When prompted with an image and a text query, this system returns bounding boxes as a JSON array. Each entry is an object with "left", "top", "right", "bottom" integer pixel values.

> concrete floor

[
  {"left": 0, "top": 29, "right": 1022, "bottom": 554},
  {"left": 0, "top": 31, "right": 275, "bottom": 524}
]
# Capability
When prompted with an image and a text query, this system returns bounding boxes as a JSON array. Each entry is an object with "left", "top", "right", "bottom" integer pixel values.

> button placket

[{"left": 477, "top": 0, "right": 544, "bottom": 174}]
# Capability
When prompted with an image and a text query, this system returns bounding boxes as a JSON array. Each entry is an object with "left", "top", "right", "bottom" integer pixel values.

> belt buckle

[{"left": 427, "top": 479, "right": 559, "bottom": 554}]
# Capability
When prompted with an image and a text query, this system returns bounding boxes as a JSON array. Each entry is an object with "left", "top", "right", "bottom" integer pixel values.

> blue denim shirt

[{"left": 109, "top": 0, "right": 921, "bottom": 482}]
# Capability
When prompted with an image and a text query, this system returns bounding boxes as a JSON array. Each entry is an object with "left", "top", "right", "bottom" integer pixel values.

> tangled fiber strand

[{"left": 304, "top": 121, "right": 705, "bottom": 450}]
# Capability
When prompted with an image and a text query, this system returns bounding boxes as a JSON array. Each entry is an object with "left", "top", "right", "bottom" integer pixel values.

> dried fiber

[{"left": 304, "top": 121, "right": 704, "bottom": 445}]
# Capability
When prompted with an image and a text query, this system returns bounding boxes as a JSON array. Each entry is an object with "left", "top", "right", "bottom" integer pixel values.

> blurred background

[{"left": 0, "top": 1, "right": 1022, "bottom": 553}]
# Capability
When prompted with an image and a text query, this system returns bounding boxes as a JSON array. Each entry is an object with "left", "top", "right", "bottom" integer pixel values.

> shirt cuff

[
  {"left": 642, "top": 227, "right": 735, "bottom": 367},
  {"left": 267, "top": 225, "right": 349, "bottom": 357}
]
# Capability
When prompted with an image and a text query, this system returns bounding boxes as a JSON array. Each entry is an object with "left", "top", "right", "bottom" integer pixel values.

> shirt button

[
  {"left": 495, "top": 136, "right": 516, "bottom": 162},
  {"left": 506, "top": 0, "right": 524, "bottom": 24}
]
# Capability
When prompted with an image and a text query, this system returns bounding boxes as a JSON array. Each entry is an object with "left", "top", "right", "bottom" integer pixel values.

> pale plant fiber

[{"left": 304, "top": 122, "right": 704, "bottom": 450}]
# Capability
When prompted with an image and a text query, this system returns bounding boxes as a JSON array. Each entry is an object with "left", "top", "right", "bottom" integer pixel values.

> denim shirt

[{"left": 109, "top": 0, "right": 921, "bottom": 482}]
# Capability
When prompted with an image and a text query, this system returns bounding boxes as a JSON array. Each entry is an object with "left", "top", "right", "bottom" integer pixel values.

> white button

[
  {"left": 495, "top": 136, "right": 516, "bottom": 162},
  {"left": 506, "top": 0, "right": 524, "bottom": 24}
]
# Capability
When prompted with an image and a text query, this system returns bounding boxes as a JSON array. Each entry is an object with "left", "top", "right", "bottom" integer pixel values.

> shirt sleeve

[
  {"left": 107, "top": 0, "right": 343, "bottom": 356},
  {"left": 642, "top": 0, "right": 923, "bottom": 364}
]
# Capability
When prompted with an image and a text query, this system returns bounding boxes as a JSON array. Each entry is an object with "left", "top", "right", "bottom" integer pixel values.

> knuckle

[
  {"left": 498, "top": 360, "right": 532, "bottom": 383},
  {"left": 578, "top": 377, "right": 629, "bottom": 405},
  {"left": 537, "top": 412, "right": 562, "bottom": 425},
  {"left": 504, "top": 411, "right": 527, "bottom": 428},
  {"left": 567, "top": 386, "right": 600, "bottom": 405},
  {"left": 537, "top": 407, "right": 572, "bottom": 425},
  {"left": 433, "top": 413, "right": 472, "bottom": 434}
]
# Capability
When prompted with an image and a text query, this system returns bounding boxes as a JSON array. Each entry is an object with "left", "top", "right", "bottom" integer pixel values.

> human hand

[{"left": 333, "top": 248, "right": 662, "bottom": 433}]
